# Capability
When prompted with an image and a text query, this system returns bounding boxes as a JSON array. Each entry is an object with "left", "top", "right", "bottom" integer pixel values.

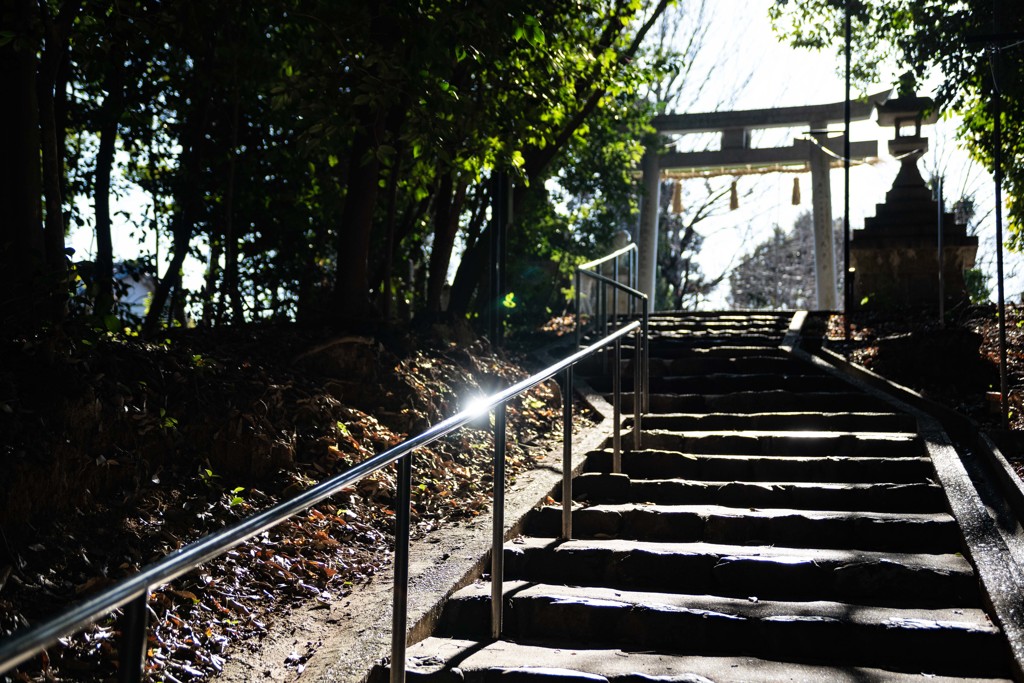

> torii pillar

[
  {"left": 638, "top": 146, "right": 661, "bottom": 303},
  {"left": 808, "top": 122, "right": 836, "bottom": 309}
]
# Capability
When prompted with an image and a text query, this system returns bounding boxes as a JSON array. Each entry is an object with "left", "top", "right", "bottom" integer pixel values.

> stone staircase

[{"left": 381, "top": 313, "right": 1016, "bottom": 682}]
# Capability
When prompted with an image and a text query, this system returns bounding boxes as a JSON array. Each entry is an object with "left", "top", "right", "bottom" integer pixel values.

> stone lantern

[{"left": 849, "top": 88, "right": 978, "bottom": 310}]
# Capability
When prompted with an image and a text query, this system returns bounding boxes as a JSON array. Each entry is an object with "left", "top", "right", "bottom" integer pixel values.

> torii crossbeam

[{"left": 641, "top": 91, "right": 890, "bottom": 310}]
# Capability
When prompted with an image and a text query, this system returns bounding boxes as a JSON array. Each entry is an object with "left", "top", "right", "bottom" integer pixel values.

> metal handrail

[
  {"left": 0, "top": 320, "right": 646, "bottom": 683},
  {"left": 575, "top": 262, "right": 649, "bottom": 417},
  {"left": 576, "top": 243, "right": 638, "bottom": 332},
  {"left": 577, "top": 243, "right": 637, "bottom": 272}
]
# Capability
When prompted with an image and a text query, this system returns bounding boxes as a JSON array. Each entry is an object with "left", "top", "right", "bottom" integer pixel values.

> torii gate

[{"left": 639, "top": 91, "right": 889, "bottom": 310}]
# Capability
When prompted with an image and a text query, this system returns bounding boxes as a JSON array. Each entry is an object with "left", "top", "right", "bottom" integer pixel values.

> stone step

[
  {"left": 586, "top": 355, "right": 812, "bottom": 377},
  {"left": 504, "top": 537, "right": 980, "bottom": 608},
  {"left": 635, "top": 430, "right": 923, "bottom": 457},
  {"left": 525, "top": 504, "right": 960, "bottom": 553},
  {"left": 644, "top": 355, "right": 820, "bottom": 376},
  {"left": 642, "top": 344, "right": 790, "bottom": 359},
  {"left": 592, "top": 373, "right": 850, "bottom": 394},
  {"left": 391, "top": 638, "right": 1010, "bottom": 683},
  {"left": 571, "top": 472, "right": 946, "bottom": 513},
  {"left": 585, "top": 449, "right": 935, "bottom": 483},
  {"left": 646, "top": 335, "right": 784, "bottom": 349},
  {"left": 632, "top": 411, "right": 918, "bottom": 433},
  {"left": 626, "top": 390, "right": 895, "bottom": 414},
  {"left": 436, "top": 582, "right": 1010, "bottom": 678}
]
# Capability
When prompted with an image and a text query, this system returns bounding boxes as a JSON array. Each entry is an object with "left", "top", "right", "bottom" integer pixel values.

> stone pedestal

[{"left": 850, "top": 153, "right": 977, "bottom": 310}]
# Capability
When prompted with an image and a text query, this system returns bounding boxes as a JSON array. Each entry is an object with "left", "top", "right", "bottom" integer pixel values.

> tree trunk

[
  {"left": 143, "top": 108, "right": 207, "bottom": 336},
  {"left": 332, "top": 124, "right": 381, "bottom": 323},
  {"left": 93, "top": 70, "right": 125, "bottom": 318},
  {"left": 223, "top": 83, "right": 244, "bottom": 323},
  {"left": 425, "top": 174, "right": 466, "bottom": 314},
  {"left": 203, "top": 236, "right": 222, "bottom": 324},
  {"left": 0, "top": 0, "right": 45, "bottom": 330},
  {"left": 35, "top": 0, "right": 80, "bottom": 323},
  {"left": 379, "top": 155, "right": 402, "bottom": 320},
  {"left": 448, "top": 223, "right": 490, "bottom": 316}
]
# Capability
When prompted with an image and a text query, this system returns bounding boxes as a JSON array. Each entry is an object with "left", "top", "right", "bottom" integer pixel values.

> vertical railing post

[
  {"left": 575, "top": 269, "right": 582, "bottom": 350},
  {"left": 601, "top": 264, "right": 610, "bottom": 341},
  {"left": 390, "top": 454, "right": 413, "bottom": 683},
  {"left": 612, "top": 336, "right": 622, "bottom": 474},
  {"left": 633, "top": 327, "right": 642, "bottom": 452},
  {"left": 642, "top": 298, "right": 650, "bottom": 414},
  {"left": 613, "top": 255, "right": 620, "bottom": 328},
  {"left": 562, "top": 367, "right": 573, "bottom": 541},
  {"left": 118, "top": 591, "right": 150, "bottom": 683},
  {"left": 491, "top": 404, "right": 507, "bottom": 639}
]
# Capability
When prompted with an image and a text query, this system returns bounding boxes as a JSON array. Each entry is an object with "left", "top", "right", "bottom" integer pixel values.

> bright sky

[{"left": 678, "top": 0, "right": 1020, "bottom": 308}]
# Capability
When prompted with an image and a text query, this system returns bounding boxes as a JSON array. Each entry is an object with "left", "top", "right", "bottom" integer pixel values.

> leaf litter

[{"left": 0, "top": 324, "right": 582, "bottom": 681}]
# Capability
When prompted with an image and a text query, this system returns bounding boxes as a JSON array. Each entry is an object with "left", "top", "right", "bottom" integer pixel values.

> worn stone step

[
  {"left": 585, "top": 449, "right": 935, "bottom": 483},
  {"left": 646, "top": 335, "right": 783, "bottom": 349},
  {"left": 593, "top": 355, "right": 813, "bottom": 377},
  {"left": 649, "top": 318, "right": 788, "bottom": 329},
  {"left": 632, "top": 411, "right": 918, "bottom": 433},
  {"left": 572, "top": 472, "right": 946, "bottom": 513},
  {"left": 525, "top": 504, "right": 960, "bottom": 553},
  {"left": 593, "top": 373, "right": 849, "bottom": 394},
  {"left": 647, "top": 344, "right": 790, "bottom": 358},
  {"left": 504, "top": 537, "right": 979, "bottom": 608},
  {"left": 436, "top": 582, "right": 1009, "bottom": 678},
  {"left": 625, "top": 390, "right": 895, "bottom": 414},
  {"left": 644, "top": 355, "right": 820, "bottom": 376},
  {"left": 635, "top": 430, "right": 923, "bottom": 457},
  {"left": 390, "top": 637, "right": 1010, "bottom": 683}
]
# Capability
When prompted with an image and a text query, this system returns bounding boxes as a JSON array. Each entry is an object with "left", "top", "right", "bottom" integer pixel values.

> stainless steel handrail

[
  {"left": 0, "top": 320, "right": 645, "bottom": 683},
  {"left": 577, "top": 243, "right": 637, "bottom": 272},
  {"left": 576, "top": 243, "right": 638, "bottom": 341},
  {"left": 575, "top": 267, "right": 650, "bottom": 417}
]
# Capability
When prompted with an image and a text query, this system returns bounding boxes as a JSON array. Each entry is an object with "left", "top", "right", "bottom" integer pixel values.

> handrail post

[
  {"left": 575, "top": 269, "right": 582, "bottom": 350},
  {"left": 642, "top": 299, "right": 650, "bottom": 414},
  {"left": 633, "top": 327, "right": 642, "bottom": 451},
  {"left": 613, "top": 256, "right": 620, "bottom": 328},
  {"left": 562, "top": 367, "right": 573, "bottom": 541},
  {"left": 613, "top": 336, "right": 622, "bottom": 474},
  {"left": 118, "top": 591, "right": 149, "bottom": 683},
  {"left": 390, "top": 454, "right": 413, "bottom": 683},
  {"left": 491, "top": 404, "right": 507, "bottom": 639}
]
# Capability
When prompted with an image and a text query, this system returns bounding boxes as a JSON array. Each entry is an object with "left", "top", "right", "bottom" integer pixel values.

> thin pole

[
  {"left": 118, "top": 592, "right": 149, "bottom": 683},
  {"left": 491, "top": 404, "right": 507, "bottom": 638},
  {"left": 993, "top": 83, "right": 1009, "bottom": 429},
  {"left": 390, "top": 454, "right": 412, "bottom": 683},
  {"left": 937, "top": 177, "right": 945, "bottom": 326},
  {"left": 843, "top": 0, "right": 852, "bottom": 336},
  {"left": 633, "top": 327, "right": 642, "bottom": 451},
  {"left": 562, "top": 368, "right": 573, "bottom": 541},
  {"left": 574, "top": 269, "right": 581, "bottom": 350},
  {"left": 612, "top": 337, "right": 622, "bottom": 473}
]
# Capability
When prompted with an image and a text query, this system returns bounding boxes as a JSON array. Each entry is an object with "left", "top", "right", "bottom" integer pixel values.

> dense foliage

[
  {"left": 0, "top": 0, "right": 674, "bottom": 336},
  {"left": 769, "top": 0, "right": 1024, "bottom": 247}
]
